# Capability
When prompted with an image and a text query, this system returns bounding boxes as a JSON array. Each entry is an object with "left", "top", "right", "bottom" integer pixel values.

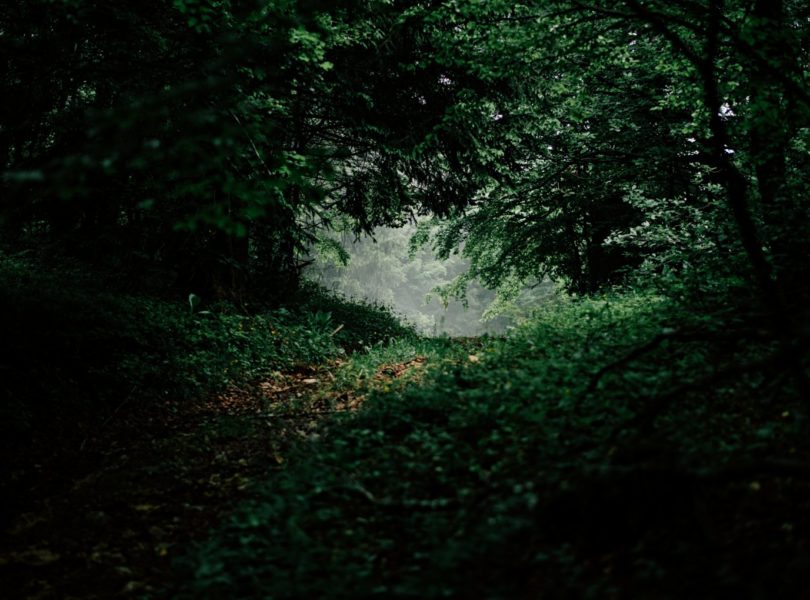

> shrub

[
  {"left": 177, "top": 293, "right": 808, "bottom": 598},
  {"left": 293, "top": 281, "right": 417, "bottom": 351},
  {"left": 0, "top": 253, "right": 344, "bottom": 452}
]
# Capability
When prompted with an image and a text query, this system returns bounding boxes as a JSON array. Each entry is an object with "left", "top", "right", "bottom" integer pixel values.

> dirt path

[{"left": 0, "top": 351, "right": 431, "bottom": 599}]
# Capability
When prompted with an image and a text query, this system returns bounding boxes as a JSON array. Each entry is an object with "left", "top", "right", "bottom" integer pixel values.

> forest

[{"left": 1, "top": 0, "right": 809, "bottom": 597}]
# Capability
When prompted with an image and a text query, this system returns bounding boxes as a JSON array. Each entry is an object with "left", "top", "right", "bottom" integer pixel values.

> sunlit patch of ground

[{"left": 371, "top": 355, "right": 428, "bottom": 391}]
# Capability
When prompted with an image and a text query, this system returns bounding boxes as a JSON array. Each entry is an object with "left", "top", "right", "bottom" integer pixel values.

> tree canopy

[{"left": 4, "top": 1, "right": 809, "bottom": 313}]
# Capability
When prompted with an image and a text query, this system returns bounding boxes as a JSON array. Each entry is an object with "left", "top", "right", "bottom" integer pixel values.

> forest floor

[
  {"left": 3, "top": 292, "right": 810, "bottom": 599},
  {"left": 0, "top": 347, "right": 437, "bottom": 599}
]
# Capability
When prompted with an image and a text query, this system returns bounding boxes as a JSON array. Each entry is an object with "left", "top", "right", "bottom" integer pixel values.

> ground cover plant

[
  {"left": 0, "top": 251, "right": 334, "bottom": 448},
  {"left": 178, "top": 296, "right": 810, "bottom": 598},
  {"left": 0, "top": 251, "right": 417, "bottom": 597}
]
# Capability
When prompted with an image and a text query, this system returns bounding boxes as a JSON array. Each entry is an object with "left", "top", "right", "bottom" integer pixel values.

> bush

[
  {"left": 0, "top": 253, "right": 345, "bottom": 452},
  {"left": 177, "top": 293, "right": 809, "bottom": 599},
  {"left": 293, "top": 281, "right": 417, "bottom": 351}
]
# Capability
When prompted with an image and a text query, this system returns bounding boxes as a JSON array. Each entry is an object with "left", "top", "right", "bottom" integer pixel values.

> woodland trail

[{"left": 0, "top": 351, "right": 432, "bottom": 599}]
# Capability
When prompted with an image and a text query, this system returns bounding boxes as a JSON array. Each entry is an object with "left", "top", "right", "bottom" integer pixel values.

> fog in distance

[{"left": 306, "top": 225, "right": 554, "bottom": 337}]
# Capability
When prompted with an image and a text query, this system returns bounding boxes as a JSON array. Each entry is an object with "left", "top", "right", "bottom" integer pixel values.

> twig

[
  {"left": 258, "top": 408, "right": 354, "bottom": 419},
  {"left": 324, "top": 482, "right": 457, "bottom": 511},
  {"left": 229, "top": 110, "right": 273, "bottom": 178},
  {"left": 585, "top": 325, "right": 779, "bottom": 395}
]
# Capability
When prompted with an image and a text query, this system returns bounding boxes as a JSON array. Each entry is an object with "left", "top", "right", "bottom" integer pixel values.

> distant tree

[{"left": 308, "top": 223, "right": 534, "bottom": 336}]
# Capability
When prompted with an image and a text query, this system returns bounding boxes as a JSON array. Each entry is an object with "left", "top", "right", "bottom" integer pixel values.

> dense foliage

[
  {"left": 1, "top": 0, "right": 510, "bottom": 300},
  {"left": 4, "top": 1, "right": 809, "bottom": 312},
  {"left": 0, "top": 250, "right": 409, "bottom": 460},
  {"left": 2, "top": 0, "right": 809, "bottom": 598},
  {"left": 180, "top": 295, "right": 809, "bottom": 598}
]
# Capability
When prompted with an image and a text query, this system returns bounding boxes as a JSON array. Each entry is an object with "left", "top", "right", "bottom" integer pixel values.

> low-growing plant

[
  {"left": 177, "top": 293, "right": 808, "bottom": 599},
  {"left": 0, "top": 253, "right": 349, "bottom": 452},
  {"left": 292, "top": 281, "right": 418, "bottom": 351}
]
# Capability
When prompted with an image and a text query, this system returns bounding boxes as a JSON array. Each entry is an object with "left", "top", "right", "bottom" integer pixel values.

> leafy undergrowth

[
  {"left": 0, "top": 251, "right": 417, "bottom": 598},
  {"left": 292, "top": 281, "right": 418, "bottom": 352},
  {"left": 0, "top": 340, "right": 424, "bottom": 598},
  {"left": 178, "top": 295, "right": 810, "bottom": 599},
  {"left": 3, "top": 257, "right": 809, "bottom": 599},
  {"left": 0, "top": 251, "right": 413, "bottom": 455}
]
